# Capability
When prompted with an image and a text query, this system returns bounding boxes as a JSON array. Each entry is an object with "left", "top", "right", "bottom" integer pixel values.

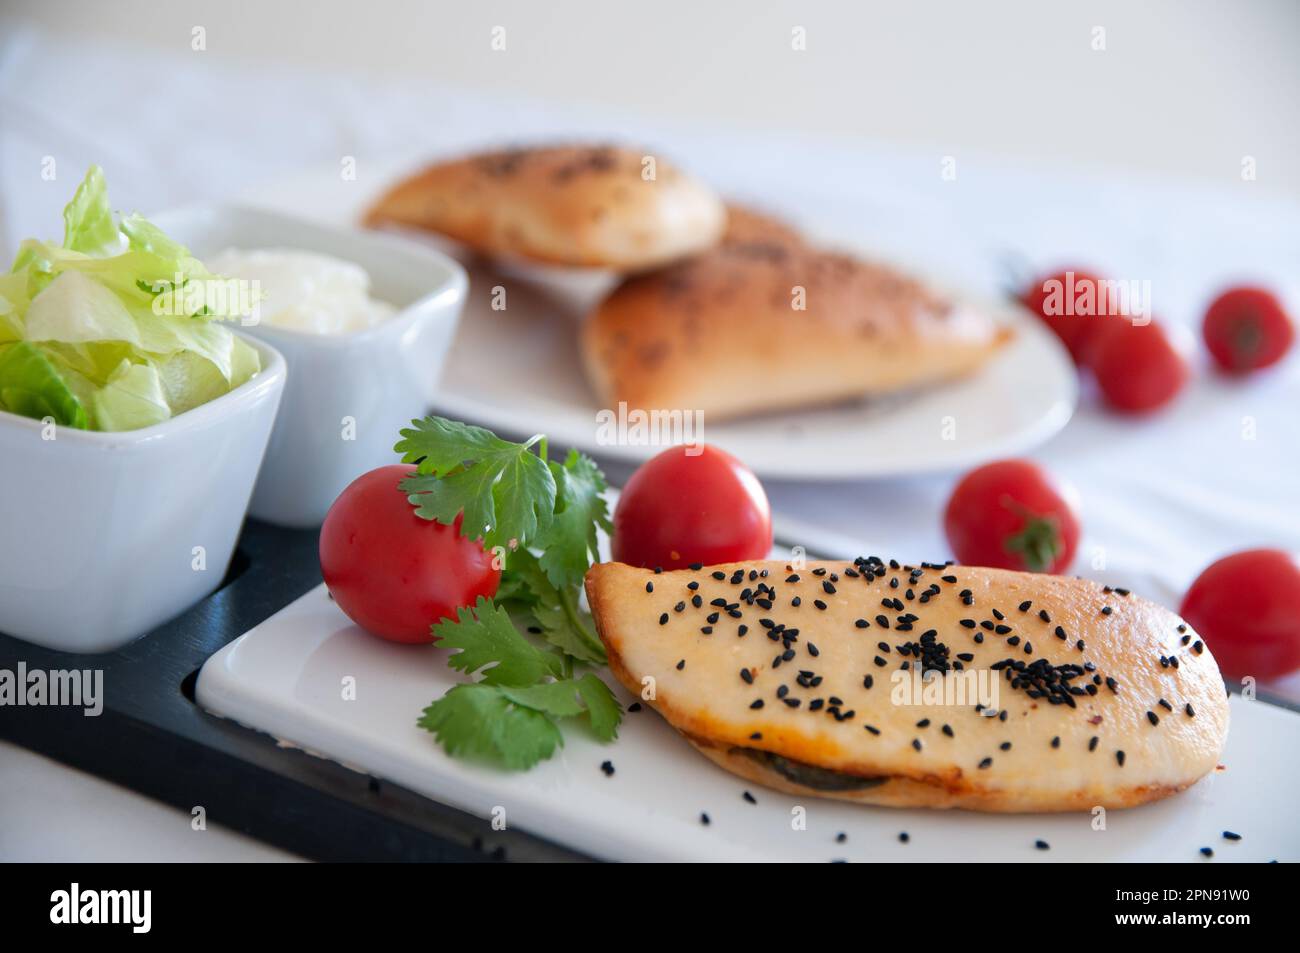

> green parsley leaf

[
  {"left": 536, "top": 449, "right": 612, "bottom": 589},
  {"left": 418, "top": 684, "right": 563, "bottom": 769},
  {"left": 432, "top": 596, "right": 564, "bottom": 686},
  {"left": 503, "top": 550, "right": 606, "bottom": 665},
  {"left": 576, "top": 673, "right": 622, "bottom": 741},
  {"left": 498, "top": 680, "right": 587, "bottom": 718},
  {"left": 395, "top": 416, "right": 556, "bottom": 551}
]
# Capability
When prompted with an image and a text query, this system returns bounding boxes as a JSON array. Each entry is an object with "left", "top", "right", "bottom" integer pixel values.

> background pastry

[
  {"left": 582, "top": 239, "right": 1012, "bottom": 420},
  {"left": 363, "top": 144, "right": 726, "bottom": 271}
]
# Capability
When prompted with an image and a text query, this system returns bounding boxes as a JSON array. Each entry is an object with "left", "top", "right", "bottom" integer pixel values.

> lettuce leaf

[
  {"left": 62, "top": 166, "right": 119, "bottom": 254},
  {"left": 0, "top": 342, "right": 88, "bottom": 428},
  {"left": 0, "top": 166, "right": 260, "bottom": 432}
]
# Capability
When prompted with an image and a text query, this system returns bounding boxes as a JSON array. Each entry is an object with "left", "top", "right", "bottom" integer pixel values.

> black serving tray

[{"left": 0, "top": 518, "right": 588, "bottom": 862}]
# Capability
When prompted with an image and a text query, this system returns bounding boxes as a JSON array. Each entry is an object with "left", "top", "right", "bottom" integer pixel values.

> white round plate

[{"left": 238, "top": 160, "right": 1076, "bottom": 480}]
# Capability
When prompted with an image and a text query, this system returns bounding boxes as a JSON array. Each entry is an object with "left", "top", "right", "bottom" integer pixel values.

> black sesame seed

[
  {"left": 1199, "top": 846, "right": 1213, "bottom": 858},
  {"left": 1039, "top": 609, "right": 1051, "bottom": 622},
  {"left": 978, "top": 757, "right": 993, "bottom": 769},
  {"left": 676, "top": 659, "right": 685, "bottom": 670},
  {"left": 687, "top": 581, "right": 699, "bottom": 590},
  {"left": 1000, "top": 741, "right": 1012, "bottom": 751},
  {"left": 601, "top": 760, "right": 615, "bottom": 777},
  {"left": 814, "top": 599, "right": 827, "bottom": 610},
  {"left": 873, "top": 655, "right": 887, "bottom": 667},
  {"left": 1101, "top": 605, "right": 1113, "bottom": 616},
  {"left": 1115, "top": 750, "right": 1126, "bottom": 766},
  {"left": 700, "top": 812, "right": 710, "bottom": 826},
  {"left": 786, "top": 574, "right": 800, "bottom": 583},
  {"left": 628, "top": 702, "right": 642, "bottom": 712},
  {"left": 864, "top": 724, "right": 880, "bottom": 735},
  {"left": 916, "top": 718, "right": 931, "bottom": 728},
  {"left": 659, "top": 613, "right": 669, "bottom": 625},
  {"left": 645, "top": 581, "right": 654, "bottom": 593},
  {"left": 740, "top": 668, "right": 753, "bottom": 684},
  {"left": 743, "top": 791, "right": 757, "bottom": 804},
  {"left": 911, "top": 738, "right": 922, "bottom": 751},
  {"left": 689, "top": 562, "right": 703, "bottom": 571},
  {"left": 692, "top": 594, "right": 703, "bottom": 608},
  {"left": 1051, "top": 736, "right": 1060, "bottom": 748},
  {"left": 898, "top": 832, "right": 909, "bottom": 843},
  {"left": 791, "top": 596, "right": 802, "bottom": 607},
  {"left": 1147, "top": 710, "right": 1159, "bottom": 726},
  {"left": 1018, "top": 600, "right": 1032, "bottom": 612},
  {"left": 855, "top": 618, "right": 870, "bottom": 629},
  {"left": 1089, "top": 736, "right": 1099, "bottom": 752},
  {"left": 1035, "top": 839, "right": 1050, "bottom": 850},
  {"left": 1223, "top": 831, "right": 1241, "bottom": 841},
  {"left": 750, "top": 699, "right": 764, "bottom": 709},
  {"left": 1185, "top": 703, "right": 1195, "bottom": 717}
]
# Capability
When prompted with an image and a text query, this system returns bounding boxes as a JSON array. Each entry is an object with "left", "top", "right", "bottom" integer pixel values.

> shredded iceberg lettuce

[{"left": 0, "top": 167, "right": 260, "bottom": 431}]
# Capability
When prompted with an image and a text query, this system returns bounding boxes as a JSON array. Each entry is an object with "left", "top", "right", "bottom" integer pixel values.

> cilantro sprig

[{"left": 397, "top": 416, "right": 619, "bottom": 770}]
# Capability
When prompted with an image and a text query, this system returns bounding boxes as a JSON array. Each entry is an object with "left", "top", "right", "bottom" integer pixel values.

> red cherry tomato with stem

[
  {"left": 320, "top": 464, "right": 500, "bottom": 643},
  {"left": 1202, "top": 286, "right": 1294, "bottom": 374},
  {"left": 943, "top": 459, "right": 1081, "bottom": 574},
  {"left": 613, "top": 445, "right": 772, "bottom": 570}
]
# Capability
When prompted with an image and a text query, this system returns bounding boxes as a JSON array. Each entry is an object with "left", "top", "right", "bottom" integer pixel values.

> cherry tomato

[
  {"left": 943, "top": 459, "right": 1081, "bottom": 574},
  {"left": 613, "top": 445, "right": 772, "bottom": 569},
  {"left": 1086, "top": 318, "right": 1189, "bottom": 414},
  {"left": 319, "top": 464, "right": 500, "bottom": 643},
  {"left": 1202, "top": 286, "right": 1294, "bottom": 374},
  {"left": 1020, "top": 269, "right": 1114, "bottom": 364},
  {"left": 1179, "top": 549, "right": 1300, "bottom": 681}
]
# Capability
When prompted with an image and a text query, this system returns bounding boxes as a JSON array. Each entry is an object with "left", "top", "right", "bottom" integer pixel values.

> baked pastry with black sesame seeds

[
  {"left": 581, "top": 242, "right": 1012, "bottom": 421},
  {"left": 584, "top": 558, "right": 1230, "bottom": 812},
  {"left": 363, "top": 145, "right": 726, "bottom": 271}
]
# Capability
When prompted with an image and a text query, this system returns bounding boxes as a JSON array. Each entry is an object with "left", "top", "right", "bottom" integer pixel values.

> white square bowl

[
  {"left": 0, "top": 335, "right": 286, "bottom": 653},
  {"left": 149, "top": 206, "right": 468, "bottom": 528}
]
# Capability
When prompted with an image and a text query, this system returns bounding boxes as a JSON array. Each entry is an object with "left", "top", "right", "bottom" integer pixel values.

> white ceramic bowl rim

[
  {"left": 153, "top": 204, "right": 469, "bottom": 349},
  {"left": 0, "top": 332, "right": 287, "bottom": 448}
]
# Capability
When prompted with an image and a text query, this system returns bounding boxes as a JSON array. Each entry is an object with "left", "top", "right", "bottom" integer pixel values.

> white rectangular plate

[{"left": 197, "top": 583, "right": 1299, "bottom": 862}]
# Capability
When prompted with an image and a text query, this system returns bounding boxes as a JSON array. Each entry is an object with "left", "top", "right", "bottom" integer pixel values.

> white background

[{"left": 0, "top": 0, "right": 1297, "bottom": 861}]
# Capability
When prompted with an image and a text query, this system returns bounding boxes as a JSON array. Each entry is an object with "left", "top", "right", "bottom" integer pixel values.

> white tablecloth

[{"left": 1, "top": 27, "right": 1297, "bottom": 861}]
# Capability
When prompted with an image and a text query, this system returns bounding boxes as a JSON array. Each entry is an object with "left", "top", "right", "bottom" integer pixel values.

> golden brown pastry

[
  {"left": 581, "top": 241, "right": 1012, "bottom": 421},
  {"left": 363, "top": 145, "right": 726, "bottom": 271},
  {"left": 720, "top": 204, "right": 804, "bottom": 247},
  {"left": 585, "top": 558, "right": 1229, "bottom": 812}
]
